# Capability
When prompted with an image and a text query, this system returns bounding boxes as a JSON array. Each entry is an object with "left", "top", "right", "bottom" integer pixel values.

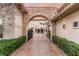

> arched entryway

[
  {"left": 11, "top": 15, "right": 65, "bottom": 56},
  {"left": 26, "top": 15, "right": 53, "bottom": 41}
]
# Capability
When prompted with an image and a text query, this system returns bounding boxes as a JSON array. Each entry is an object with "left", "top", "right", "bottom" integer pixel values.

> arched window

[{"left": 0, "top": 18, "right": 3, "bottom": 38}]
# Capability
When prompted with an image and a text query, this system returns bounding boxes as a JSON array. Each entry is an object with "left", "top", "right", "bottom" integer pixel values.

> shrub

[
  {"left": 0, "top": 36, "right": 26, "bottom": 56},
  {"left": 52, "top": 35, "right": 79, "bottom": 56}
]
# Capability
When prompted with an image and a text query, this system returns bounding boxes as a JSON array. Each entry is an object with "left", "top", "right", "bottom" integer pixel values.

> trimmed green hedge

[
  {"left": 52, "top": 36, "right": 79, "bottom": 56},
  {"left": 0, "top": 36, "right": 26, "bottom": 56}
]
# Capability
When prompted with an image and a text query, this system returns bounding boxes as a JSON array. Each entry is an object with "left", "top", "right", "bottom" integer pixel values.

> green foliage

[
  {"left": 0, "top": 36, "right": 26, "bottom": 56},
  {"left": 52, "top": 35, "right": 79, "bottom": 56}
]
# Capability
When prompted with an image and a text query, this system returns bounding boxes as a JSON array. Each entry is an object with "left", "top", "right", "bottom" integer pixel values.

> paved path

[{"left": 11, "top": 33, "right": 66, "bottom": 56}]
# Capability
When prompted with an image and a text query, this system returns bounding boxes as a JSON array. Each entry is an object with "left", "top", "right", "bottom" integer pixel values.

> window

[
  {"left": 0, "top": 19, "right": 3, "bottom": 38},
  {"left": 73, "top": 21, "right": 78, "bottom": 27}
]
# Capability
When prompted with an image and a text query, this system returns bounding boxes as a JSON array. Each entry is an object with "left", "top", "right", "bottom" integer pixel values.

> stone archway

[
  {"left": 26, "top": 15, "right": 53, "bottom": 41},
  {"left": 29, "top": 15, "right": 49, "bottom": 21},
  {"left": 22, "top": 7, "right": 57, "bottom": 41}
]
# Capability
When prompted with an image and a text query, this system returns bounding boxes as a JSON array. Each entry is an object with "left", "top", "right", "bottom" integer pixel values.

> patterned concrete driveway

[{"left": 11, "top": 33, "right": 66, "bottom": 56}]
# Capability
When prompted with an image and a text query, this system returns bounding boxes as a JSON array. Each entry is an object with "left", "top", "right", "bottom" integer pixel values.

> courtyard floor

[{"left": 11, "top": 33, "right": 66, "bottom": 56}]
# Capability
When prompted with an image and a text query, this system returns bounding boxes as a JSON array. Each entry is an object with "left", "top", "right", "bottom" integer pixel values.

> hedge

[
  {"left": 52, "top": 36, "right": 79, "bottom": 56},
  {"left": 0, "top": 36, "right": 26, "bottom": 56}
]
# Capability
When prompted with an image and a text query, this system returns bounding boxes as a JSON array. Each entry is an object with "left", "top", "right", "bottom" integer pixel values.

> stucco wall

[{"left": 56, "top": 10, "right": 79, "bottom": 44}]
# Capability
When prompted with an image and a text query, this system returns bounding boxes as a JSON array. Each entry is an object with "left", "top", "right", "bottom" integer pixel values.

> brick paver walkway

[{"left": 11, "top": 33, "right": 66, "bottom": 56}]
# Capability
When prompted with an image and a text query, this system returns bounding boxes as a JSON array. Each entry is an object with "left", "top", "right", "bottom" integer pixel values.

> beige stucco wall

[{"left": 56, "top": 10, "right": 79, "bottom": 44}]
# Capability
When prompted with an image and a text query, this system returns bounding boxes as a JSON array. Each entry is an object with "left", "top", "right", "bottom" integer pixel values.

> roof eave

[{"left": 51, "top": 3, "right": 79, "bottom": 22}]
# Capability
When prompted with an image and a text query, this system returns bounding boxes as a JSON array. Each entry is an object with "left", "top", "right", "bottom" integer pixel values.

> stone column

[
  {"left": 48, "top": 20, "right": 56, "bottom": 41},
  {"left": 22, "top": 13, "right": 29, "bottom": 36},
  {"left": 49, "top": 20, "right": 53, "bottom": 41}
]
